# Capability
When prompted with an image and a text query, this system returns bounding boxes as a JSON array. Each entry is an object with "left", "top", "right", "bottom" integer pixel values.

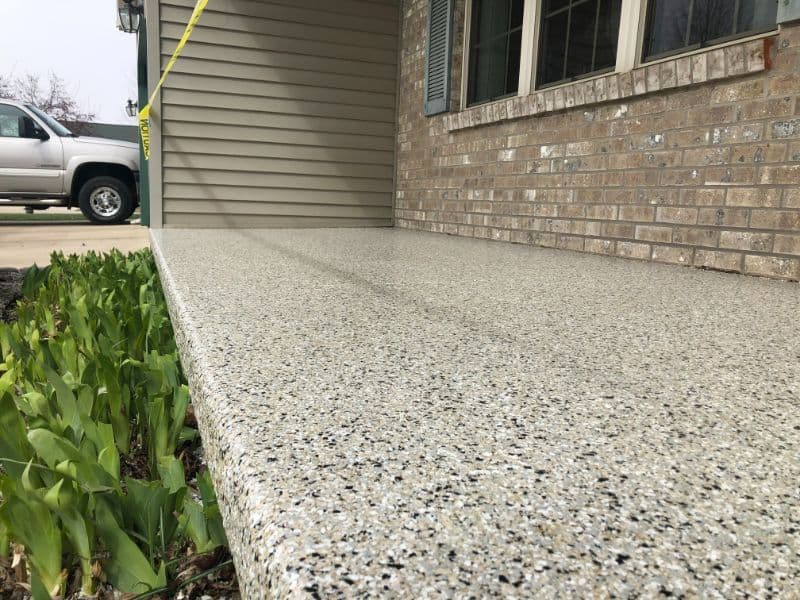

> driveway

[{"left": 0, "top": 220, "right": 149, "bottom": 268}]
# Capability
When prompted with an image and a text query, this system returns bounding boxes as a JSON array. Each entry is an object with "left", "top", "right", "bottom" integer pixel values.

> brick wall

[{"left": 395, "top": 0, "right": 800, "bottom": 280}]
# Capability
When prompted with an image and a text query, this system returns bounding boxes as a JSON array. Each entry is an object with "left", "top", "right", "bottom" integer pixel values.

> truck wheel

[{"left": 78, "top": 176, "right": 135, "bottom": 224}]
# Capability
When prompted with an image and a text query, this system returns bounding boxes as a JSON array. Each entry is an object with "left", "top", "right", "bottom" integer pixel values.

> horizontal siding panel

[
  {"left": 161, "top": 6, "right": 397, "bottom": 50},
  {"left": 166, "top": 200, "right": 392, "bottom": 219},
  {"left": 162, "top": 138, "right": 394, "bottom": 166},
  {"left": 164, "top": 73, "right": 395, "bottom": 109},
  {"left": 161, "top": 56, "right": 396, "bottom": 95},
  {"left": 248, "top": 0, "right": 399, "bottom": 20},
  {"left": 161, "top": 105, "right": 395, "bottom": 137},
  {"left": 163, "top": 154, "right": 394, "bottom": 179},
  {"left": 163, "top": 185, "right": 392, "bottom": 207},
  {"left": 161, "top": 122, "right": 395, "bottom": 151},
  {"left": 163, "top": 214, "right": 393, "bottom": 229},
  {"left": 162, "top": 89, "right": 396, "bottom": 122},
  {"left": 160, "top": 24, "right": 397, "bottom": 65},
  {"left": 160, "top": 41, "right": 398, "bottom": 80},
  {"left": 162, "top": 0, "right": 398, "bottom": 35},
  {"left": 164, "top": 168, "right": 392, "bottom": 193},
  {"left": 159, "top": 0, "right": 398, "bottom": 228}
]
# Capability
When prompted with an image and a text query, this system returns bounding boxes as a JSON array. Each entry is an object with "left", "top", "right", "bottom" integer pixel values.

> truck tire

[{"left": 78, "top": 176, "right": 136, "bottom": 224}]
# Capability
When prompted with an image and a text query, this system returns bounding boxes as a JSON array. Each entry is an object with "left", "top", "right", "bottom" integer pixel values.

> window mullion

[
  {"left": 616, "top": 0, "right": 644, "bottom": 72},
  {"left": 562, "top": 3, "right": 572, "bottom": 80},
  {"left": 685, "top": 0, "right": 695, "bottom": 46},
  {"left": 732, "top": 0, "right": 742, "bottom": 36},
  {"left": 517, "top": 0, "right": 538, "bottom": 96},
  {"left": 591, "top": 0, "right": 601, "bottom": 71}
]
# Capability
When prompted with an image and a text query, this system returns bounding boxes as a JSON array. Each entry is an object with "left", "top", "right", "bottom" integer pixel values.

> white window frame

[{"left": 460, "top": 0, "right": 779, "bottom": 109}]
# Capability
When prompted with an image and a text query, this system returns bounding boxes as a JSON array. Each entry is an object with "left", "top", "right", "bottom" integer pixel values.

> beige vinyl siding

[{"left": 158, "top": 0, "right": 398, "bottom": 228}]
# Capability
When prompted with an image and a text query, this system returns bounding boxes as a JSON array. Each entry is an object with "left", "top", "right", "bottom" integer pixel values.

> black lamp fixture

[
  {"left": 125, "top": 99, "right": 138, "bottom": 118},
  {"left": 118, "top": 0, "right": 144, "bottom": 34}
]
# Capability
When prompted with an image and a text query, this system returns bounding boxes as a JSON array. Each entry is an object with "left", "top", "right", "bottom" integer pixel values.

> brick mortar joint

[{"left": 443, "top": 36, "right": 773, "bottom": 133}]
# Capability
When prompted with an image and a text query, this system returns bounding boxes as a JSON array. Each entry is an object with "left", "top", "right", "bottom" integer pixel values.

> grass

[{"left": 0, "top": 211, "right": 141, "bottom": 223}]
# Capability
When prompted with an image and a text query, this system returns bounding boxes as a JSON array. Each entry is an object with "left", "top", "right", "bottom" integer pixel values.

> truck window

[{"left": 0, "top": 104, "right": 27, "bottom": 137}]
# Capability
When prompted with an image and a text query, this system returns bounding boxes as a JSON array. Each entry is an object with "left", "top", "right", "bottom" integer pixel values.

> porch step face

[{"left": 151, "top": 228, "right": 800, "bottom": 597}]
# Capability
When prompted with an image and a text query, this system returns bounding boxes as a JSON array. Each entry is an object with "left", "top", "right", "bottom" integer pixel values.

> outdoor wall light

[
  {"left": 125, "top": 99, "right": 138, "bottom": 118},
  {"left": 118, "top": 0, "right": 144, "bottom": 34}
]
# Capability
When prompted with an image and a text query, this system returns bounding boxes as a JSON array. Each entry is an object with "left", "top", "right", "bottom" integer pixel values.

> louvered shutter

[{"left": 424, "top": 0, "right": 453, "bottom": 116}]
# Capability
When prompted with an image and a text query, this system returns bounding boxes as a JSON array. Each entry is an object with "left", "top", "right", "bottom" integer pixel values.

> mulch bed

[{"left": 0, "top": 268, "right": 24, "bottom": 323}]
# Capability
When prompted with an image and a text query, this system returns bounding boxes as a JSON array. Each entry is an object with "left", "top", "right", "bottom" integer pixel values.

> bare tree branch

[{"left": 2, "top": 71, "right": 96, "bottom": 134}]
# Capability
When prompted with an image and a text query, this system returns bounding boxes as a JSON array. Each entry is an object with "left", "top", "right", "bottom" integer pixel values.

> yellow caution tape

[{"left": 139, "top": 0, "right": 208, "bottom": 160}]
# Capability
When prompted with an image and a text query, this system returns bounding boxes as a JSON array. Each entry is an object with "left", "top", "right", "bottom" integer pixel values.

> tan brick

[
  {"left": 645, "top": 150, "right": 682, "bottom": 168},
  {"left": 558, "top": 204, "right": 586, "bottom": 218},
  {"left": 744, "top": 255, "right": 800, "bottom": 280},
  {"left": 656, "top": 207, "right": 698, "bottom": 224},
  {"left": 730, "top": 142, "right": 786, "bottom": 163},
  {"left": 676, "top": 56, "right": 693, "bottom": 86},
  {"left": 619, "top": 205, "right": 655, "bottom": 222},
  {"left": 785, "top": 188, "right": 800, "bottom": 209},
  {"left": 638, "top": 188, "right": 681, "bottom": 206},
  {"left": 710, "top": 80, "right": 764, "bottom": 104},
  {"left": 698, "top": 207, "right": 749, "bottom": 227},
  {"left": 750, "top": 210, "right": 800, "bottom": 231},
  {"left": 774, "top": 234, "right": 800, "bottom": 256},
  {"left": 789, "top": 140, "right": 800, "bottom": 161},
  {"left": 672, "top": 227, "right": 720, "bottom": 248},
  {"left": 616, "top": 241, "right": 652, "bottom": 260},
  {"left": 720, "top": 231, "right": 773, "bottom": 252},
  {"left": 768, "top": 75, "right": 800, "bottom": 96},
  {"left": 726, "top": 188, "right": 781, "bottom": 207},
  {"left": 711, "top": 124, "right": 763, "bottom": 144},
  {"left": 737, "top": 97, "right": 795, "bottom": 121},
  {"left": 635, "top": 225, "right": 673, "bottom": 243},
  {"left": 652, "top": 245, "right": 694, "bottom": 265},
  {"left": 724, "top": 43, "right": 746, "bottom": 76},
  {"left": 586, "top": 204, "right": 618, "bottom": 220},
  {"left": 601, "top": 222, "right": 635, "bottom": 239},
  {"left": 605, "top": 189, "right": 636, "bottom": 204},
  {"left": 770, "top": 119, "right": 800, "bottom": 140},
  {"left": 691, "top": 52, "right": 708, "bottom": 83},
  {"left": 760, "top": 165, "right": 800, "bottom": 184},
  {"left": 556, "top": 235, "right": 585, "bottom": 251},
  {"left": 608, "top": 152, "right": 645, "bottom": 170},
  {"left": 682, "top": 189, "right": 726, "bottom": 206},
  {"left": 660, "top": 168, "right": 704, "bottom": 186},
  {"left": 585, "top": 238, "right": 616, "bottom": 255},
  {"left": 694, "top": 250, "right": 743, "bottom": 272},
  {"left": 682, "top": 146, "right": 731, "bottom": 166}
]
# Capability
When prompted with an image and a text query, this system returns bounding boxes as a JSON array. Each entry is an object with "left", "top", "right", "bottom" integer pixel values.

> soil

[{"left": 0, "top": 268, "right": 24, "bottom": 323}]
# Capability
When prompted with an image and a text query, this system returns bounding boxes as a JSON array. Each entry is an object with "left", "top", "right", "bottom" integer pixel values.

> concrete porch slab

[{"left": 151, "top": 228, "right": 800, "bottom": 598}]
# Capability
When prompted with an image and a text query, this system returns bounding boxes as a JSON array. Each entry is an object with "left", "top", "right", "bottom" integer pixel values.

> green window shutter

[{"left": 424, "top": 0, "right": 454, "bottom": 116}]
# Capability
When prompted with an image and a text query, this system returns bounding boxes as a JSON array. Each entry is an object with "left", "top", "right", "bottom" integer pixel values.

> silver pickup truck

[{"left": 0, "top": 99, "right": 139, "bottom": 224}]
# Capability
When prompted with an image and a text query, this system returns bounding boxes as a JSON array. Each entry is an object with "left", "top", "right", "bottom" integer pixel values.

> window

[
  {"left": 0, "top": 104, "right": 27, "bottom": 138},
  {"left": 467, "top": 0, "right": 525, "bottom": 106},
  {"left": 643, "top": 0, "right": 778, "bottom": 61},
  {"left": 537, "top": 0, "right": 622, "bottom": 88}
]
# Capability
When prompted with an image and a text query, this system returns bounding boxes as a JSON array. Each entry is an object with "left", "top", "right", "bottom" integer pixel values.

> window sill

[{"left": 444, "top": 36, "right": 774, "bottom": 133}]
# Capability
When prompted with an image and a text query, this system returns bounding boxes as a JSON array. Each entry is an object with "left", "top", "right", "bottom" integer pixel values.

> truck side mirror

[{"left": 19, "top": 115, "right": 50, "bottom": 140}]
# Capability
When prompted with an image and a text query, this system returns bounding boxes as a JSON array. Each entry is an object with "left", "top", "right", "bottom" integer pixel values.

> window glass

[
  {"left": 26, "top": 105, "right": 72, "bottom": 137},
  {"left": 643, "top": 0, "right": 778, "bottom": 61},
  {"left": 537, "top": 0, "right": 622, "bottom": 88},
  {"left": 0, "top": 104, "right": 26, "bottom": 138},
  {"left": 467, "top": 0, "right": 525, "bottom": 106}
]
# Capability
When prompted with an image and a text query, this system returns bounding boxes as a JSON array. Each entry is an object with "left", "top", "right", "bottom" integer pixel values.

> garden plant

[{"left": 0, "top": 250, "right": 234, "bottom": 599}]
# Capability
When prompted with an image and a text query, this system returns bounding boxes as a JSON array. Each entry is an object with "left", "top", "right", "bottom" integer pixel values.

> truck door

[{"left": 0, "top": 103, "right": 64, "bottom": 195}]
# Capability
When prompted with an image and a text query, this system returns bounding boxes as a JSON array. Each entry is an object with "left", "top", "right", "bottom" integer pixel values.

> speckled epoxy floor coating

[{"left": 151, "top": 228, "right": 799, "bottom": 599}]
